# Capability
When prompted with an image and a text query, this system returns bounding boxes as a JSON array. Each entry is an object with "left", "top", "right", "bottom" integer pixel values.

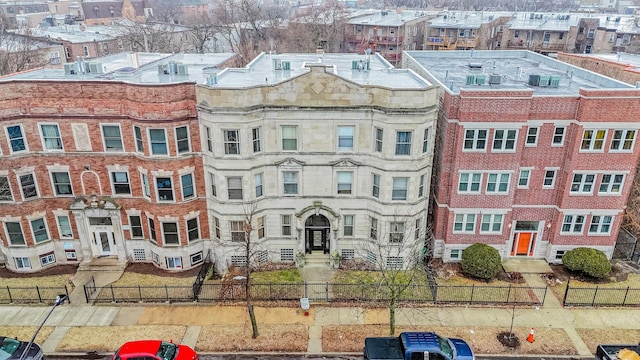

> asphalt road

[{"left": 47, "top": 354, "right": 594, "bottom": 360}]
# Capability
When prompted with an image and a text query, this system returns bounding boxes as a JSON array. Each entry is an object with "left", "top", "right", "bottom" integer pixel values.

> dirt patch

[
  {"left": 0, "top": 264, "right": 78, "bottom": 278},
  {"left": 197, "top": 324, "right": 308, "bottom": 352},
  {"left": 496, "top": 331, "right": 521, "bottom": 349},
  {"left": 576, "top": 328, "right": 640, "bottom": 353},
  {"left": 546, "top": 260, "right": 636, "bottom": 284},
  {"left": 431, "top": 260, "right": 525, "bottom": 284},
  {"left": 124, "top": 262, "right": 201, "bottom": 278}
]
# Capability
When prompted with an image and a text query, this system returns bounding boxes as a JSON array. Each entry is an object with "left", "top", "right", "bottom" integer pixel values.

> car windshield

[
  {"left": 437, "top": 335, "right": 454, "bottom": 360},
  {"left": 0, "top": 338, "right": 20, "bottom": 360},
  {"left": 156, "top": 342, "right": 178, "bottom": 360}
]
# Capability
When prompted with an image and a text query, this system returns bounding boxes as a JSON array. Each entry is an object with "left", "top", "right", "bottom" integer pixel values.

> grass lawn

[
  {"left": 251, "top": 268, "right": 303, "bottom": 283},
  {"left": 331, "top": 270, "right": 432, "bottom": 301}
]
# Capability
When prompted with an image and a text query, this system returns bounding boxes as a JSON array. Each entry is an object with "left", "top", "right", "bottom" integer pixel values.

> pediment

[
  {"left": 329, "top": 158, "right": 363, "bottom": 167},
  {"left": 274, "top": 157, "right": 306, "bottom": 167}
]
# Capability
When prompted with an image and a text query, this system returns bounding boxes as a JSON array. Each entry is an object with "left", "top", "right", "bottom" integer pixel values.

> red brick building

[
  {"left": 405, "top": 50, "right": 640, "bottom": 263},
  {"left": 0, "top": 52, "right": 233, "bottom": 272}
]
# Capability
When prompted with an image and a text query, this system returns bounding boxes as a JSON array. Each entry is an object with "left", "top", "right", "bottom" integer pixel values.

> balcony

[
  {"left": 426, "top": 36, "right": 451, "bottom": 47},
  {"left": 455, "top": 38, "right": 476, "bottom": 48}
]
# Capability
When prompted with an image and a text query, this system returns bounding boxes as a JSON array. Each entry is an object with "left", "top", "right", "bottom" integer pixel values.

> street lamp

[{"left": 19, "top": 294, "right": 68, "bottom": 360}]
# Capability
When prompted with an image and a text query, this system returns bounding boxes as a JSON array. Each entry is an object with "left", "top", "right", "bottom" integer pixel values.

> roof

[
  {"left": 80, "top": 0, "right": 144, "bottom": 19},
  {"left": 0, "top": 52, "right": 236, "bottom": 85},
  {"left": 207, "top": 52, "right": 431, "bottom": 89},
  {"left": 347, "top": 9, "right": 437, "bottom": 26},
  {"left": 404, "top": 50, "right": 634, "bottom": 95},
  {"left": 507, "top": 12, "right": 580, "bottom": 31},
  {"left": 428, "top": 11, "right": 514, "bottom": 29},
  {"left": 400, "top": 332, "right": 441, "bottom": 353},
  {"left": 584, "top": 52, "right": 640, "bottom": 72},
  {"left": 32, "top": 24, "right": 117, "bottom": 42}
]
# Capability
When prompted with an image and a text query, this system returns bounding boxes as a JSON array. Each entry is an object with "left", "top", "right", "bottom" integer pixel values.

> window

[
  {"left": 191, "top": 251, "right": 203, "bottom": 265},
  {"left": 392, "top": 177, "right": 408, "bottom": 200},
  {"left": 372, "top": 174, "right": 380, "bottom": 198},
  {"left": 611, "top": 130, "right": 636, "bottom": 151},
  {"left": 255, "top": 173, "right": 263, "bottom": 197},
  {"left": 281, "top": 215, "right": 291, "bottom": 236},
  {"left": 227, "top": 177, "right": 243, "bottom": 200},
  {"left": 338, "top": 126, "right": 355, "bottom": 151},
  {"left": 374, "top": 127, "right": 383, "bottom": 152},
  {"left": 418, "top": 174, "right": 425, "bottom": 198},
  {"left": 526, "top": 127, "right": 538, "bottom": 146},
  {"left": 230, "top": 221, "right": 246, "bottom": 242},
  {"left": 187, "top": 217, "right": 200, "bottom": 242},
  {"left": 181, "top": 174, "right": 195, "bottom": 199},
  {"left": 162, "top": 222, "right": 179, "bottom": 245},
  {"left": 343, "top": 215, "right": 354, "bottom": 236},
  {"left": 252, "top": 127, "right": 261, "bottom": 153},
  {"left": 6, "top": 125, "right": 27, "bottom": 152},
  {"left": 129, "top": 215, "right": 143, "bottom": 238},
  {"left": 370, "top": 217, "right": 378, "bottom": 239},
  {"left": 101, "top": 125, "right": 123, "bottom": 151},
  {"left": 209, "top": 172, "right": 217, "bottom": 197},
  {"left": 19, "top": 174, "right": 38, "bottom": 200},
  {"left": 543, "top": 169, "right": 557, "bottom": 188},
  {"left": 463, "top": 129, "right": 487, "bottom": 150},
  {"left": 581, "top": 129, "right": 606, "bottom": 151},
  {"left": 422, "top": 128, "right": 429, "bottom": 154},
  {"left": 40, "top": 124, "right": 63, "bottom": 150},
  {"left": 415, "top": 218, "right": 421, "bottom": 239},
  {"left": 175, "top": 126, "right": 190, "bottom": 153},
  {"left": 15, "top": 257, "right": 30, "bottom": 269},
  {"left": 149, "top": 218, "right": 157, "bottom": 242},
  {"left": 571, "top": 173, "right": 596, "bottom": 194},
  {"left": 450, "top": 249, "right": 461, "bottom": 260},
  {"left": 480, "top": 214, "right": 503, "bottom": 233},
  {"left": 257, "top": 216, "right": 265, "bottom": 239},
  {"left": 0, "top": 176, "right": 12, "bottom": 201},
  {"left": 492, "top": 129, "right": 517, "bottom": 151},
  {"left": 5, "top": 222, "right": 25, "bottom": 245},
  {"left": 555, "top": 250, "right": 566, "bottom": 260},
  {"left": 30, "top": 218, "right": 49, "bottom": 243},
  {"left": 283, "top": 171, "right": 298, "bottom": 195},
  {"left": 518, "top": 169, "right": 530, "bottom": 188},
  {"left": 599, "top": 174, "right": 624, "bottom": 194},
  {"left": 589, "top": 215, "right": 612, "bottom": 234},
  {"left": 561, "top": 214, "right": 585, "bottom": 234},
  {"left": 51, "top": 172, "right": 73, "bottom": 195},
  {"left": 40, "top": 252, "right": 56, "bottom": 267},
  {"left": 224, "top": 130, "right": 240, "bottom": 154},
  {"left": 337, "top": 171, "right": 353, "bottom": 194},
  {"left": 486, "top": 173, "right": 510, "bottom": 193},
  {"left": 454, "top": 214, "right": 476, "bottom": 233},
  {"left": 281, "top": 126, "right": 297, "bottom": 150},
  {"left": 111, "top": 172, "right": 131, "bottom": 195},
  {"left": 134, "top": 126, "right": 144, "bottom": 153},
  {"left": 587, "top": 28, "right": 595, "bottom": 38},
  {"left": 204, "top": 126, "right": 213, "bottom": 152},
  {"left": 141, "top": 173, "right": 150, "bottom": 198},
  {"left": 149, "top": 129, "right": 168, "bottom": 155},
  {"left": 389, "top": 221, "right": 404, "bottom": 243},
  {"left": 156, "top": 177, "right": 174, "bottom": 201},
  {"left": 167, "top": 257, "right": 182, "bottom": 269},
  {"left": 395, "top": 131, "right": 412, "bottom": 155},
  {"left": 213, "top": 216, "right": 222, "bottom": 239},
  {"left": 458, "top": 172, "right": 482, "bottom": 193},
  {"left": 56, "top": 215, "right": 73, "bottom": 238},
  {"left": 552, "top": 127, "right": 566, "bottom": 146}
]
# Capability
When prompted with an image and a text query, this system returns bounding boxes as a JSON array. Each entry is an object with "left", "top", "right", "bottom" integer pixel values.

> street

[{"left": 47, "top": 354, "right": 594, "bottom": 360}]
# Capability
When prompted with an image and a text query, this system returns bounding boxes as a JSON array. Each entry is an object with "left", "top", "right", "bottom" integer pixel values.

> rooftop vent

[
  {"left": 158, "top": 63, "right": 188, "bottom": 75},
  {"left": 87, "top": 62, "right": 104, "bottom": 74},
  {"left": 352, "top": 59, "right": 370, "bottom": 71},
  {"left": 488, "top": 74, "right": 502, "bottom": 85},
  {"left": 64, "top": 62, "right": 79, "bottom": 75},
  {"left": 468, "top": 63, "right": 483, "bottom": 69}
]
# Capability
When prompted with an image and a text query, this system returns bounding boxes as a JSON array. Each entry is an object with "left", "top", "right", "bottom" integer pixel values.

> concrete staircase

[
  {"left": 304, "top": 253, "right": 330, "bottom": 267},
  {"left": 78, "top": 255, "right": 128, "bottom": 272},
  {"left": 70, "top": 256, "right": 128, "bottom": 305}
]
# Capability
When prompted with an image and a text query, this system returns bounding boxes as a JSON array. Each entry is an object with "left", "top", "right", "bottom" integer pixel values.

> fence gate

[{"left": 614, "top": 227, "right": 639, "bottom": 263}]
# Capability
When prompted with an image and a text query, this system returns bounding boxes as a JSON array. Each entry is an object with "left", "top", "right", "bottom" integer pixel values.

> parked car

[
  {"left": 364, "top": 332, "right": 475, "bottom": 360},
  {"left": 113, "top": 340, "right": 197, "bottom": 360},
  {"left": 0, "top": 336, "right": 43, "bottom": 360},
  {"left": 596, "top": 343, "right": 640, "bottom": 360}
]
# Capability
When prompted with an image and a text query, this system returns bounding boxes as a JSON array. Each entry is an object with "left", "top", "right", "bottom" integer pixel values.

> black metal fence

[
  {"left": 563, "top": 279, "right": 640, "bottom": 306},
  {"left": 90, "top": 282, "right": 546, "bottom": 305},
  {"left": 614, "top": 227, "right": 640, "bottom": 263},
  {"left": 0, "top": 285, "right": 70, "bottom": 304},
  {"left": 83, "top": 275, "right": 97, "bottom": 303}
]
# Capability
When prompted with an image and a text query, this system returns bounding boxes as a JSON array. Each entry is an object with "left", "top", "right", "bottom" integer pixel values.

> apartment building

[
  {"left": 197, "top": 53, "right": 437, "bottom": 269},
  {"left": 502, "top": 12, "right": 579, "bottom": 54},
  {"left": 404, "top": 50, "right": 640, "bottom": 263},
  {"left": 32, "top": 24, "right": 123, "bottom": 62},
  {"left": 0, "top": 52, "right": 234, "bottom": 272},
  {"left": 425, "top": 11, "right": 512, "bottom": 51},
  {"left": 558, "top": 52, "right": 640, "bottom": 85},
  {"left": 342, "top": 10, "right": 436, "bottom": 66}
]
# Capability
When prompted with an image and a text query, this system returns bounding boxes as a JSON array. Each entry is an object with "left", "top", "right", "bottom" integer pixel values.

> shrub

[
  {"left": 461, "top": 243, "right": 502, "bottom": 280},
  {"left": 562, "top": 247, "right": 611, "bottom": 278}
]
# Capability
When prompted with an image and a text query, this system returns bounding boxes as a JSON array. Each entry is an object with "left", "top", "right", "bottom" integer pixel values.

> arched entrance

[{"left": 305, "top": 215, "right": 330, "bottom": 254}]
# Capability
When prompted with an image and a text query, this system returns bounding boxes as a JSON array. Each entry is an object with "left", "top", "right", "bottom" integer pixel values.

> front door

[
  {"left": 94, "top": 231, "right": 113, "bottom": 255},
  {"left": 311, "top": 230, "right": 325, "bottom": 251},
  {"left": 305, "top": 214, "right": 330, "bottom": 254},
  {"left": 510, "top": 221, "right": 539, "bottom": 257}
]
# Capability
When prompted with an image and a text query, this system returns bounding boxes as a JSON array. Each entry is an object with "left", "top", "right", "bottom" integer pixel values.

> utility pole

[{"left": 19, "top": 294, "right": 69, "bottom": 360}]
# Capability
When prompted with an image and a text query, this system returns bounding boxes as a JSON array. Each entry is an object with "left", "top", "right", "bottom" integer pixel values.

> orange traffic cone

[{"left": 526, "top": 327, "right": 535, "bottom": 343}]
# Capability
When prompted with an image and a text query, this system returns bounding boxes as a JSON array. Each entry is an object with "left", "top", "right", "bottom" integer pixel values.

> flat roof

[
  {"left": 585, "top": 52, "right": 640, "bottom": 72},
  {"left": 347, "top": 9, "right": 438, "bottom": 27},
  {"left": 404, "top": 50, "right": 633, "bottom": 95},
  {"left": 32, "top": 24, "right": 117, "bottom": 42},
  {"left": 507, "top": 12, "right": 580, "bottom": 31},
  {"left": 1, "top": 52, "right": 236, "bottom": 85},
  {"left": 209, "top": 52, "right": 431, "bottom": 89},
  {"left": 428, "top": 11, "right": 513, "bottom": 29}
]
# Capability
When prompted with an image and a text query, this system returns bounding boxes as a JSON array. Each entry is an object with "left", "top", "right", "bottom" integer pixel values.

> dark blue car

[{"left": 364, "top": 331, "right": 475, "bottom": 360}]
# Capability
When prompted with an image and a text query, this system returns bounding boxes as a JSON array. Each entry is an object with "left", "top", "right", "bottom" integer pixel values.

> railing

[
  {"left": 0, "top": 285, "right": 70, "bottom": 304},
  {"left": 83, "top": 275, "right": 97, "bottom": 303},
  {"left": 192, "top": 250, "right": 213, "bottom": 301},
  {"left": 563, "top": 279, "right": 640, "bottom": 306},
  {"left": 90, "top": 282, "right": 546, "bottom": 305}
]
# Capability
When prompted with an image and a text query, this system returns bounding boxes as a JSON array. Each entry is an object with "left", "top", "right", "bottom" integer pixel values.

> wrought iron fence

[
  {"left": 614, "top": 227, "right": 640, "bottom": 263},
  {"left": 0, "top": 285, "right": 70, "bottom": 304},
  {"left": 563, "top": 279, "right": 640, "bottom": 306},
  {"left": 88, "top": 282, "right": 546, "bottom": 305},
  {"left": 83, "top": 275, "right": 97, "bottom": 303}
]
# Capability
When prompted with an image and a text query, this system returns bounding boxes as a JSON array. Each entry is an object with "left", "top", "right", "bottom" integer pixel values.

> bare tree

[
  {"left": 0, "top": 14, "right": 54, "bottom": 76},
  {"left": 359, "top": 214, "right": 433, "bottom": 335},
  {"left": 114, "top": 19, "right": 182, "bottom": 53},
  {"left": 150, "top": 0, "right": 183, "bottom": 24},
  {"left": 186, "top": 13, "right": 218, "bottom": 53},
  {"left": 623, "top": 168, "right": 640, "bottom": 236},
  {"left": 283, "top": 2, "right": 348, "bottom": 53}
]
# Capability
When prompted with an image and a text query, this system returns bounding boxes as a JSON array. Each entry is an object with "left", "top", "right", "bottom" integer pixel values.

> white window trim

[
  {"left": 552, "top": 127, "right": 566, "bottom": 147},
  {"left": 254, "top": 172, "right": 264, "bottom": 198},
  {"left": 160, "top": 221, "right": 180, "bottom": 246},
  {"left": 343, "top": 215, "right": 354, "bottom": 237},
  {"left": 337, "top": 125, "right": 356, "bottom": 152},
  {"left": 479, "top": 213, "right": 503, "bottom": 234},
  {"left": 610, "top": 129, "right": 637, "bottom": 152},
  {"left": 110, "top": 170, "right": 132, "bottom": 197},
  {"left": 458, "top": 172, "right": 482, "bottom": 194},
  {"left": 133, "top": 125, "right": 144, "bottom": 154},
  {"left": 140, "top": 171, "right": 151, "bottom": 199},
  {"left": 561, "top": 214, "right": 586, "bottom": 235},
  {"left": 180, "top": 173, "right": 196, "bottom": 200},
  {"left": 491, "top": 129, "right": 518, "bottom": 152},
  {"left": 226, "top": 176, "right": 244, "bottom": 201},
  {"left": 281, "top": 170, "right": 300, "bottom": 196},
  {"left": 18, "top": 172, "right": 39, "bottom": 201},
  {"left": 175, "top": 125, "right": 191, "bottom": 154},
  {"left": 252, "top": 126, "right": 262, "bottom": 153},
  {"left": 462, "top": 129, "right": 488, "bottom": 152},
  {"left": 588, "top": 214, "right": 613, "bottom": 235},
  {"left": 30, "top": 217, "right": 51, "bottom": 244},
  {"left": 570, "top": 172, "right": 596, "bottom": 195},
  {"left": 453, "top": 213, "right": 476, "bottom": 234},
  {"left": 580, "top": 129, "right": 607, "bottom": 152},
  {"left": 598, "top": 173, "right": 625, "bottom": 195},
  {"left": 517, "top": 168, "right": 532, "bottom": 189},
  {"left": 148, "top": 128, "right": 169, "bottom": 156},
  {"left": 391, "top": 177, "right": 409, "bottom": 201},
  {"left": 4, "top": 221, "right": 26, "bottom": 246},
  {"left": 39, "top": 123, "right": 64, "bottom": 152},
  {"left": 223, "top": 129, "right": 241, "bottom": 155},
  {"left": 485, "top": 173, "right": 511, "bottom": 194},
  {"left": 543, "top": 168, "right": 559, "bottom": 189},
  {"left": 336, "top": 170, "right": 354, "bottom": 196},
  {"left": 281, "top": 125, "right": 299, "bottom": 152},
  {"left": 185, "top": 216, "right": 200, "bottom": 243},
  {"left": 49, "top": 171, "right": 74, "bottom": 197},
  {"left": 100, "top": 123, "right": 124, "bottom": 152},
  {"left": 525, "top": 127, "right": 539, "bottom": 147},
  {"left": 155, "top": 175, "right": 175, "bottom": 202},
  {"left": 6, "top": 124, "right": 29, "bottom": 154}
]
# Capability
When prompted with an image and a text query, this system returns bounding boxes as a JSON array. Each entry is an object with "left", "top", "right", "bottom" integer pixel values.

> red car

[{"left": 113, "top": 340, "right": 198, "bottom": 360}]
